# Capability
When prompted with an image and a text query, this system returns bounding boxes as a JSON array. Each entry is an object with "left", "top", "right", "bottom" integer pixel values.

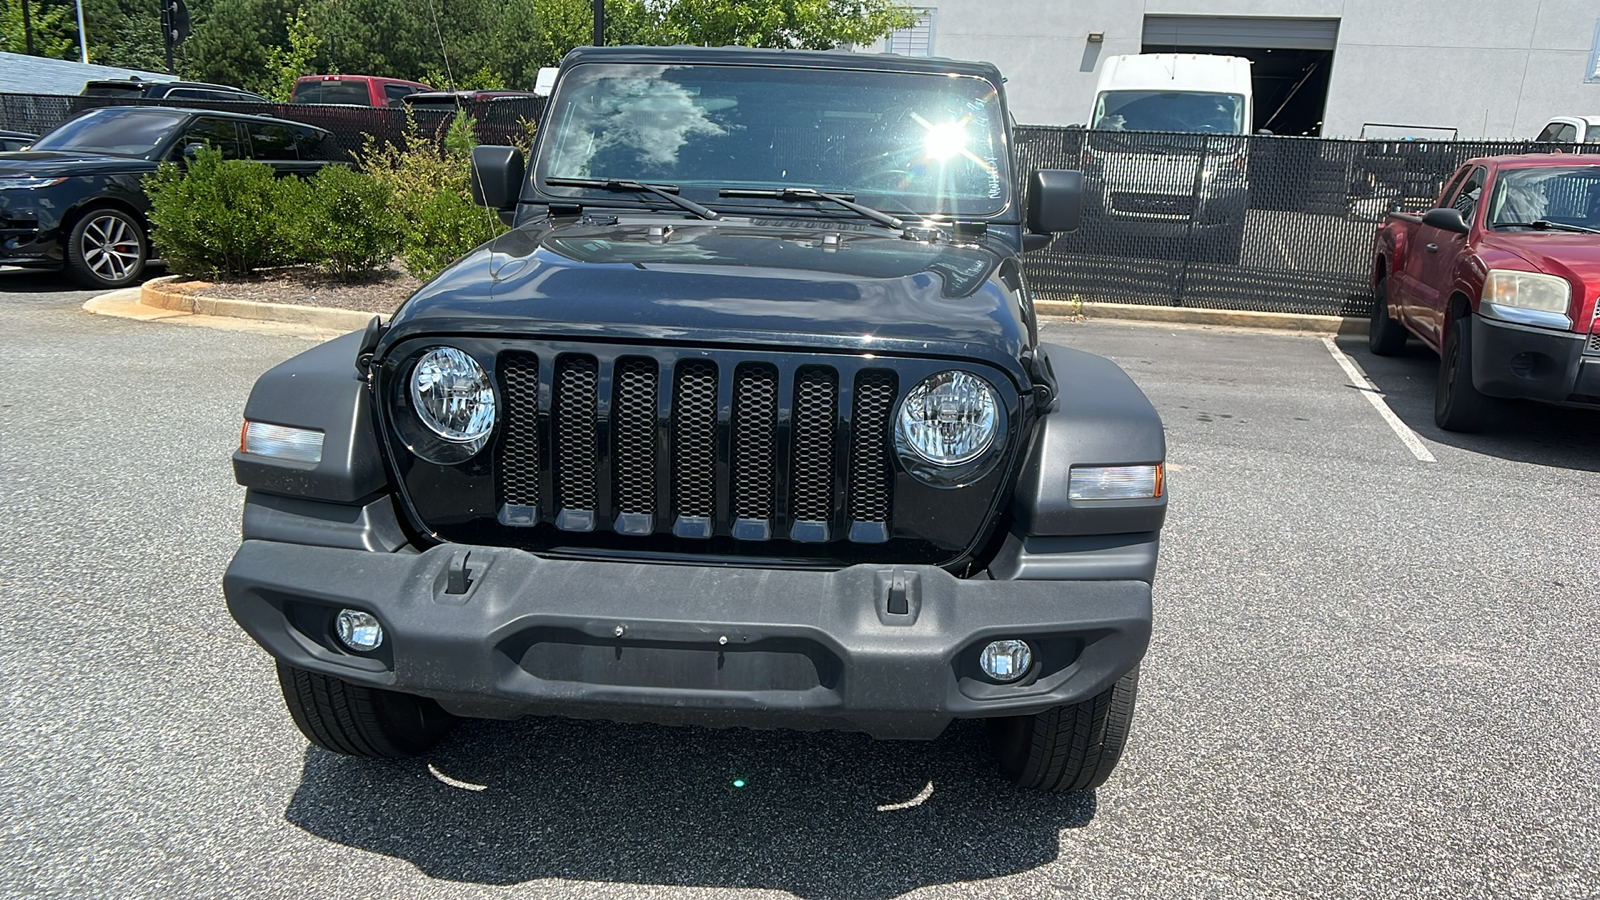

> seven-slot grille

[{"left": 495, "top": 351, "right": 900, "bottom": 544}]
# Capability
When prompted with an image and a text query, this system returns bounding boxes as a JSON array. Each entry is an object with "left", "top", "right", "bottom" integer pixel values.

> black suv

[
  {"left": 81, "top": 78, "right": 269, "bottom": 103},
  {"left": 0, "top": 106, "right": 337, "bottom": 288},
  {"left": 225, "top": 46, "right": 1166, "bottom": 792}
]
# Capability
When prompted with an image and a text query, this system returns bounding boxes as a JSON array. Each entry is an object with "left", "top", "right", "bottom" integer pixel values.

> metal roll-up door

[{"left": 1142, "top": 16, "right": 1340, "bottom": 51}]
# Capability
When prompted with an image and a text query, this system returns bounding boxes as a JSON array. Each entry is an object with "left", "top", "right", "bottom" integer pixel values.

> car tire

[
  {"left": 1434, "top": 309, "right": 1491, "bottom": 432},
  {"left": 1369, "top": 275, "right": 1408, "bottom": 355},
  {"left": 988, "top": 667, "right": 1139, "bottom": 792},
  {"left": 276, "top": 663, "right": 458, "bottom": 758},
  {"left": 65, "top": 208, "right": 148, "bottom": 289}
]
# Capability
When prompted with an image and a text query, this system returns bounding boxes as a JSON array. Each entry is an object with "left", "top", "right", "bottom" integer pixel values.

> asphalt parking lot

[{"left": 3, "top": 271, "right": 1598, "bottom": 899}]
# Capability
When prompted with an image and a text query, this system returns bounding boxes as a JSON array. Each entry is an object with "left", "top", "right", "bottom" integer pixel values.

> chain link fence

[
  {"left": 1014, "top": 126, "right": 1600, "bottom": 317},
  {"left": 0, "top": 92, "right": 545, "bottom": 158}
]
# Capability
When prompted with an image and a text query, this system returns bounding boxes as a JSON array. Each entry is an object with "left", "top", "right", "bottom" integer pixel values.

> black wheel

[
  {"left": 1369, "top": 275, "right": 1408, "bottom": 355},
  {"left": 1434, "top": 309, "right": 1490, "bottom": 432},
  {"left": 65, "top": 208, "right": 147, "bottom": 289},
  {"left": 988, "top": 667, "right": 1139, "bottom": 792},
  {"left": 276, "top": 663, "right": 458, "bottom": 758}
]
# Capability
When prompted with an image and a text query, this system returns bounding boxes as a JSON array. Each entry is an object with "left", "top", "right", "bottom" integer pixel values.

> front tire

[
  {"left": 276, "top": 663, "right": 458, "bottom": 758},
  {"left": 1369, "top": 275, "right": 1408, "bottom": 355},
  {"left": 65, "top": 208, "right": 147, "bottom": 289},
  {"left": 988, "top": 667, "right": 1139, "bottom": 792},
  {"left": 1434, "top": 310, "right": 1491, "bottom": 432}
]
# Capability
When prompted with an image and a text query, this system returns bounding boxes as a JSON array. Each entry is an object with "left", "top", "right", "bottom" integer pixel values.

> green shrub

[
  {"left": 360, "top": 111, "right": 508, "bottom": 281},
  {"left": 145, "top": 148, "right": 302, "bottom": 279},
  {"left": 296, "top": 165, "right": 401, "bottom": 281}
]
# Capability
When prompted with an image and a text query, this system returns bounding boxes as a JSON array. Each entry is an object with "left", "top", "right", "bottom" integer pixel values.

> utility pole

[
  {"left": 75, "top": 0, "right": 88, "bottom": 63},
  {"left": 21, "top": 0, "right": 33, "bottom": 56},
  {"left": 592, "top": 0, "right": 604, "bottom": 46}
]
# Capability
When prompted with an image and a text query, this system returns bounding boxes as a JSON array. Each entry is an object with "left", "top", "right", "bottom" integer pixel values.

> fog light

[
  {"left": 335, "top": 609, "right": 383, "bottom": 652},
  {"left": 979, "top": 639, "right": 1032, "bottom": 682}
]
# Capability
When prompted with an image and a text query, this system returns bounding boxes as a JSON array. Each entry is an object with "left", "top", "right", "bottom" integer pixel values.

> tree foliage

[{"left": 1, "top": 0, "right": 78, "bottom": 60}]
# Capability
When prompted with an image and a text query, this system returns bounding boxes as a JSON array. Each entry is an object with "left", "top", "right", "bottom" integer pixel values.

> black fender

[
  {"left": 233, "top": 330, "right": 387, "bottom": 504},
  {"left": 993, "top": 343, "right": 1166, "bottom": 582}
]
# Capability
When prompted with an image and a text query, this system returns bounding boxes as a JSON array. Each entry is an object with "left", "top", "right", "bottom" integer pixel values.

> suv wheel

[
  {"left": 66, "top": 208, "right": 147, "bottom": 289},
  {"left": 1434, "top": 309, "right": 1491, "bottom": 432},
  {"left": 1369, "top": 275, "right": 1408, "bottom": 355},
  {"left": 276, "top": 663, "right": 458, "bottom": 757},
  {"left": 988, "top": 667, "right": 1139, "bottom": 792}
]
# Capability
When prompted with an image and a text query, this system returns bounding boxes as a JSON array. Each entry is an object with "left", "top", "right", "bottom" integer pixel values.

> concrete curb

[
  {"left": 1035, "top": 299, "right": 1370, "bottom": 335},
  {"left": 139, "top": 275, "right": 384, "bottom": 331}
]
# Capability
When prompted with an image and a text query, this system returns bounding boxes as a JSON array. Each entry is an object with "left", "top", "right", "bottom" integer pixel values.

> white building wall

[{"left": 867, "top": 0, "right": 1600, "bottom": 138}]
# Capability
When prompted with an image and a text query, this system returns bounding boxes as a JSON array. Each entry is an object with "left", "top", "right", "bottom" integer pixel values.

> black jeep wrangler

[{"left": 224, "top": 46, "right": 1166, "bottom": 792}]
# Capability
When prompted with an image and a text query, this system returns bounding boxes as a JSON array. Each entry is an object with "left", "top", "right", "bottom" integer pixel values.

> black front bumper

[
  {"left": 1470, "top": 313, "right": 1600, "bottom": 404},
  {"left": 225, "top": 540, "right": 1152, "bottom": 740}
]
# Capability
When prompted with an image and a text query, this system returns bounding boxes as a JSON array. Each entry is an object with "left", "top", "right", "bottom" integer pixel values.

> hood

[
  {"left": 382, "top": 217, "right": 1029, "bottom": 381},
  {"left": 1477, "top": 230, "right": 1600, "bottom": 284},
  {"left": 0, "top": 150, "right": 157, "bottom": 178}
]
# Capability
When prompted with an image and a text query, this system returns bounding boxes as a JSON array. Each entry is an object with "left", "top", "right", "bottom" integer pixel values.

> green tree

[
  {"left": 81, "top": 0, "right": 170, "bottom": 71},
  {"left": 651, "top": 0, "right": 917, "bottom": 49},
  {"left": 264, "top": 7, "right": 321, "bottom": 100},
  {"left": 1, "top": 0, "right": 78, "bottom": 60},
  {"left": 183, "top": 0, "right": 296, "bottom": 92}
]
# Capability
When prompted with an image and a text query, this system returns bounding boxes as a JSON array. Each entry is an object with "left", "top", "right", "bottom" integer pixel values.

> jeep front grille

[{"left": 496, "top": 350, "right": 898, "bottom": 544}]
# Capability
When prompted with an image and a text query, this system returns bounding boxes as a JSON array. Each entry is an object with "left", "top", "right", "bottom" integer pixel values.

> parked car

[
  {"left": 1533, "top": 116, "right": 1600, "bottom": 143},
  {"left": 224, "top": 45, "right": 1167, "bottom": 793},
  {"left": 81, "top": 77, "right": 268, "bottom": 103},
  {"left": 0, "top": 106, "right": 337, "bottom": 288},
  {"left": 1078, "top": 53, "right": 1253, "bottom": 264},
  {"left": 0, "top": 130, "right": 35, "bottom": 152},
  {"left": 291, "top": 75, "right": 433, "bottom": 107},
  {"left": 1371, "top": 154, "right": 1600, "bottom": 430}
]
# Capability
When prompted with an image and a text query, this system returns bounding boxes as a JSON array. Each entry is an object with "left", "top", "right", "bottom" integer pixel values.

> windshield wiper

[
  {"left": 718, "top": 186, "right": 903, "bottom": 230},
  {"left": 1494, "top": 219, "right": 1600, "bottom": 234},
  {"left": 546, "top": 177, "right": 720, "bottom": 220}
]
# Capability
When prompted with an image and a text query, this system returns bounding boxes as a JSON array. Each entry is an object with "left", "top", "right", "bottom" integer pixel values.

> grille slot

[
  {"left": 732, "top": 364, "right": 779, "bottom": 532},
  {"left": 791, "top": 366, "right": 838, "bottom": 536},
  {"left": 612, "top": 358, "right": 659, "bottom": 519},
  {"left": 849, "top": 370, "right": 897, "bottom": 526},
  {"left": 1587, "top": 329, "right": 1600, "bottom": 355},
  {"left": 499, "top": 353, "right": 540, "bottom": 517},
  {"left": 672, "top": 360, "right": 719, "bottom": 525},
  {"left": 553, "top": 355, "right": 599, "bottom": 526}
]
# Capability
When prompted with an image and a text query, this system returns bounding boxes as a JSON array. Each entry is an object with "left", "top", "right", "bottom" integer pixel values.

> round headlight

[
  {"left": 410, "top": 347, "right": 495, "bottom": 444},
  {"left": 896, "top": 370, "right": 999, "bottom": 465}
]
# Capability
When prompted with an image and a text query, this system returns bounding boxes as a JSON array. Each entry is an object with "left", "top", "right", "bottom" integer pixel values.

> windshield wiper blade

[
  {"left": 718, "top": 186, "right": 903, "bottom": 230},
  {"left": 546, "top": 176, "right": 720, "bottom": 220},
  {"left": 1495, "top": 219, "right": 1600, "bottom": 234}
]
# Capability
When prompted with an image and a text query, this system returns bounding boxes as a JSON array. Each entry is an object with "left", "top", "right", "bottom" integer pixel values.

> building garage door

[{"left": 1142, "top": 16, "right": 1339, "bottom": 51}]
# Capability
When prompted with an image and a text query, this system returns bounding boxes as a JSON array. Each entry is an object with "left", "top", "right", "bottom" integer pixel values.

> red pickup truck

[{"left": 1371, "top": 154, "right": 1600, "bottom": 431}]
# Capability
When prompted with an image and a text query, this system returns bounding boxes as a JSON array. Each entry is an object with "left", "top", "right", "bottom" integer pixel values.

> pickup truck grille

[
  {"left": 495, "top": 350, "right": 898, "bottom": 544},
  {"left": 1586, "top": 329, "right": 1600, "bottom": 356}
]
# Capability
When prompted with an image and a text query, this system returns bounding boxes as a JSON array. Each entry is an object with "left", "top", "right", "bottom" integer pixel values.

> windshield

[
  {"left": 31, "top": 108, "right": 187, "bottom": 157},
  {"left": 1092, "top": 90, "right": 1245, "bottom": 134},
  {"left": 537, "top": 63, "right": 1010, "bottom": 217},
  {"left": 1487, "top": 166, "right": 1600, "bottom": 230}
]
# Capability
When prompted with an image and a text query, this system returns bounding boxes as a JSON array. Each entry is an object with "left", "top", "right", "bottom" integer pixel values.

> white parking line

[{"left": 1321, "top": 337, "right": 1437, "bottom": 463}]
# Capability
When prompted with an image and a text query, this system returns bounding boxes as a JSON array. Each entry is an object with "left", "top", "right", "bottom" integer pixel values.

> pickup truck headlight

[
  {"left": 410, "top": 346, "right": 496, "bottom": 452},
  {"left": 1481, "top": 270, "right": 1573, "bottom": 329}
]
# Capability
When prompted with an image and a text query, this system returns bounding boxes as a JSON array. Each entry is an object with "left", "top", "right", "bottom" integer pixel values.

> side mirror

[
  {"left": 1420, "top": 206, "right": 1470, "bottom": 234},
  {"left": 470, "top": 145, "right": 525, "bottom": 210},
  {"left": 1256, "top": 128, "right": 1274, "bottom": 136},
  {"left": 182, "top": 142, "right": 206, "bottom": 160},
  {"left": 1027, "top": 169, "right": 1083, "bottom": 235}
]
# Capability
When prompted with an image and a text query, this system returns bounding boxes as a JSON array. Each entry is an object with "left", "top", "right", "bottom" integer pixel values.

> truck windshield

[
  {"left": 31, "top": 107, "right": 187, "bottom": 158},
  {"left": 537, "top": 63, "right": 1010, "bottom": 217},
  {"left": 1487, "top": 166, "right": 1600, "bottom": 230},
  {"left": 1091, "top": 91, "right": 1245, "bottom": 134}
]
